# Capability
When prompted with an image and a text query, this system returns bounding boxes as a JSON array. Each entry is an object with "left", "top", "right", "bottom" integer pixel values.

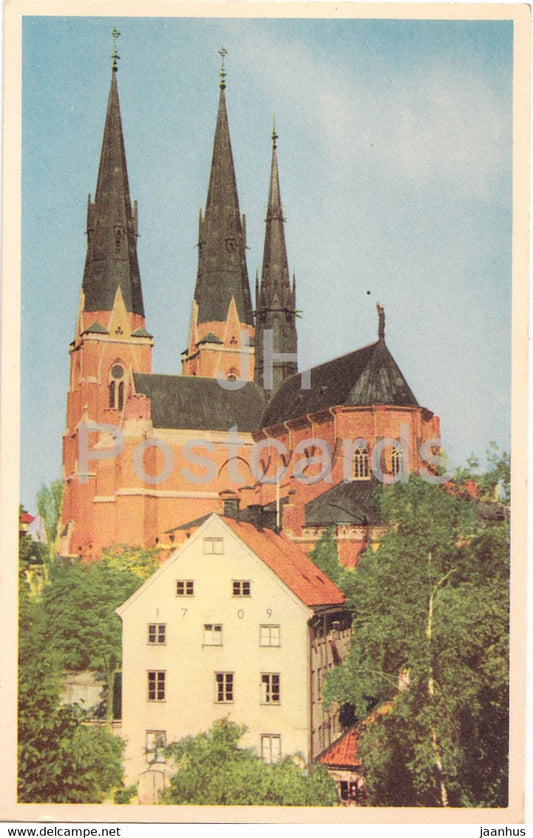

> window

[
  {"left": 204, "top": 624, "right": 223, "bottom": 646},
  {"left": 176, "top": 579, "right": 194, "bottom": 596},
  {"left": 260, "top": 625, "right": 280, "bottom": 647},
  {"left": 233, "top": 580, "right": 251, "bottom": 597},
  {"left": 340, "top": 780, "right": 363, "bottom": 803},
  {"left": 203, "top": 537, "right": 224, "bottom": 554},
  {"left": 261, "top": 673, "right": 280, "bottom": 705},
  {"left": 148, "top": 623, "right": 166, "bottom": 644},
  {"left": 391, "top": 446, "right": 402, "bottom": 477},
  {"left": 146, "top": 730, "right": 166, "bottom": 764},
  {"left": 109, "top": 364, "right": 125, "bottom": 410},
  {"left": 215, "top": 672, "right": 234, "bottom": 703},
  {"left": 353, "top": 446, "right": 369, "bottom": 479},
  {"left": 147, "top": 671, "right": 165, "bottom": 701},
  {"left": 261, "top": 734, "right": 281, "bottom": 763}
]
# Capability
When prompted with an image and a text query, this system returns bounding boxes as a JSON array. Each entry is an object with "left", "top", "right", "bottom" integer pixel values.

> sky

[{"left": 20, "top": 13, "right": 514, "bottom": 509}]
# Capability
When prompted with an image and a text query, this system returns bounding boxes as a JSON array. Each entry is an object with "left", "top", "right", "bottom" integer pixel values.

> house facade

[{"left": 117, "top": 512, "right": 351, "bottom": 801}]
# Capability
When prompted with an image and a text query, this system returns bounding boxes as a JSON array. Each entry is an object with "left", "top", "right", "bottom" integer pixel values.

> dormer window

[
  {"left": 109, "top": 364, "right": 125, "bottom": 410},
  {"left": 353, "top": 446, "right": 369, "bottom": 480}
]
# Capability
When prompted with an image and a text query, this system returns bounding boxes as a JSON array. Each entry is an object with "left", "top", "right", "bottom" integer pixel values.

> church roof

[
  {"left": 193, "top": 81, "right": 253, "bottom": 326},
  {"left": 82, "top": 69, "right": 145, "bottom": 317},
  {"left": 305, "top": 479, "right": 381, "bottom": 526},
  {"left": 261, "top": 338, "right": 418, "bottom": 427},
  {"left": 133, "top": 373, "right": 265, "bottom": 432}
]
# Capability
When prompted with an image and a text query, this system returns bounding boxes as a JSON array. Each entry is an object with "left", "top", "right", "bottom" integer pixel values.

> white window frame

[
  {"left": 232, "top": 579, "right": 251, "bottom": 597},
  {"left": 260, "top": 672, "right": 280, "bottom": 705},
  {"left": 261, "top": 734, "right": 281, "bottom": 763},
  {"left": 204, "top": 623, "right": 223, "bottom": 646},
  {"left": 176, "top": 579, "right": 194, "bottom": 596},
  {"left": 203, "top": 537, "right": 224, "bottom": 554},
  {"left": 147, "top": 670, "right": 166, "bottom": 702},
  {"left": 260, "top": 624, "right": 281, "bottom": 647},
  {"left": 215, "top": 671, "right": 234, "bottom": 703},
  {"left": 146, "top": 730, "right": 166, "bottom": 764},
  {"left": 147, "top": 623, "right": 166, "bottom": 645}
]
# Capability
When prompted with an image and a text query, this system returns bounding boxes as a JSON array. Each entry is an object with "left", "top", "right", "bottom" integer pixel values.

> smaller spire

[
  {"left": 377, "top": 303, "right": 385, "bottom": 341},
  {"left": 272, "top": 113, "right": 278, "bottom": 149},
  {"left": 218, "top": 46, "right": 228, "bottom": 89},
  {"left": 111, "top": 27, "right": 121, "bottom": 72}
]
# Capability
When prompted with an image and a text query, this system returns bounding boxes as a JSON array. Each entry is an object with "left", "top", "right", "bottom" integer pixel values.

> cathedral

[{"left": 60, "top": 54, "right": 441, "bottom": 567}]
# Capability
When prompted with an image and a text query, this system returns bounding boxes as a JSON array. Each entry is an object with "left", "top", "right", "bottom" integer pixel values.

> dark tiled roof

[
  {"left": 197, "top": 332, "right": 224, "bottom": 345},
  {"left": 83, "top": 321, "right": 109, "bottom": 335},
  {"left": 305, "top": 479, "right": 381, "bottom": 526},
  {"left": 131, "top": 327, "right": 153, "bottom": 338},
  {"left": 261, "top": 339, "right": 418, "bottom": 427},
  {"left": 133, "top": 373, "right": 265, "bottom": 432}
]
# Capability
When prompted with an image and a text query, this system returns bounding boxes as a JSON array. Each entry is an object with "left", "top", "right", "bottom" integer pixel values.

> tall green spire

[
  {"left": 194, "top": 54, "right": 253, "bottom": 326},
  {"left": 81, "top": 59, "right": 144, "bottom": 317}
]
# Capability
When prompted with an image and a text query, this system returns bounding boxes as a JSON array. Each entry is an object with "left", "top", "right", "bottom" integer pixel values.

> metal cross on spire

[
  {"left": 272, "top": 113, "right": 278, "bottom": 149},
  {"left": 218, "top": 46, "right": 228, "bottom": 88},
  {"left": 111, "top": 27, "right": 121, "bottom": 70}
]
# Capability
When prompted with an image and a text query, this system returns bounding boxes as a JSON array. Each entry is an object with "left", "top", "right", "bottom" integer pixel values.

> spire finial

[
  {"left": 377, "top": 303, "right": 385, "bottom": 340},
  {"left": 218, "top": 46, "right": 228, "bottom": 89},
  {"left": 111, "top": 27, "right": 121, "bottom": 71},
  {"left": 272, "top": 114, "right": 278, "bottom": 149}
]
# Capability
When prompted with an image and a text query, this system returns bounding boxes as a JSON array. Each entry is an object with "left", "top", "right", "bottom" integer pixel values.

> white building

[{"left": 117, "top": 512, "right": 351, "bottom": 802}]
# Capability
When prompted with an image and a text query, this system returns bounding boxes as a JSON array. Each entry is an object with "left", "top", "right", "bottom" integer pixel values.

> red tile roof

[
  {"left": 319, "top": 726, "right": 362, "bottom": 768},
  {"left": 20, "top": 512, "right": 35, "bottom": 525},
  {"left": 318, "top": 703, "right": 393, "bottom": 768},
  {"left": 222, "top": 517, "right": 345, "bottom": 608}
]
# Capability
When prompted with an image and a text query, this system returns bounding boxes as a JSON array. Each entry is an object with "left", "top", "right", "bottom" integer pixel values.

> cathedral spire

[
  {"left": 194, "top": 54, "right": 253, "bottom": 326},
  {"left": 81, "top": 57, "right": 144, "bottom": 317},
  {"left": 254, "top": 126, "right": 298, "bottom": 395}
]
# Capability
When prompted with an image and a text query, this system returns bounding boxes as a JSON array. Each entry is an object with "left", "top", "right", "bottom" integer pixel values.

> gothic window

[
  {"left": 391, "top": 446, "right": 402, "bottom": 477},
  {"left": 353, "top": 446, "right": 370, "bottom": 480},
  {"left": 109, "top": 364, "right": 125, "bottom": 410}
]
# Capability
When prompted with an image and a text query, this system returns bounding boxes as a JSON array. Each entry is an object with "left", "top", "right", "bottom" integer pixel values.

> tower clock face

[{"left": 111, "top": 364, "right": 124, "bottom": 379}]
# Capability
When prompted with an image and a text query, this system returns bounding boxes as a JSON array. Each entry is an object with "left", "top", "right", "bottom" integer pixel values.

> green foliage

[
  {"left": 18, "top": 585, "right": 124, "bottom": 803},
  {"left": 114, "top": 784, "right": 138, "bottom": 804},
  {"left": 454, "top": 443, "right": 510, "bottom": 504},
  {"left": 324, "top": 475, "right": 509, "bottom": 807},
  {"left": 99, "top": 543, "right": 160, "bottom": 580},
  {"left": 36, "top": 479, "right": 64, "bottom": 550},
  {"left": 308, "top": 526, "right": 353, "bottom": 593},
  {"left": 41, "top": 561, "right": 142, "bottom": 673},
  {"left": 160, "top": 719, "right": 338, "bottom": 806}
]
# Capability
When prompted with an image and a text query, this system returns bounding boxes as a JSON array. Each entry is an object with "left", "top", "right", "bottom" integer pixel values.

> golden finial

[
  {"left": 272, "top": 113, "right": 278, "bottom": 149},
  {"left": 218, "top": 46, "right": 228, "bottom": 88},
  {"left": 111, "top": 27, "right": 121, "bottom": 71}
]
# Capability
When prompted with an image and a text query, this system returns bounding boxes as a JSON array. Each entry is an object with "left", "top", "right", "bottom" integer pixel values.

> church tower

[
  {"left": 254, "top": 126, "right": 297, "bottom": 398},
  {"left": 182, "top": 53, "right": 254, "bottom": 382},
  {"left": 61, "top": 42, "right": 153, "bottom": 556}
]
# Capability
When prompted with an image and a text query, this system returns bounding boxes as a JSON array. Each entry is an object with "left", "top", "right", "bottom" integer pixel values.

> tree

[
  {"left": 40, "top": 561, "right": 143, "bottom": 728},
  {"left": 160, "top": 719, "right": 338, "bottom": 806},
  {"left": 308, "top": 526, "right": 352, "bottom": 591},
  {"left": 36, "top": 479, "right": 64, "bottom": 553},
  {"left": 324, "top": 475, "right": 509, "bottom": 807},
  {"left": 18, "top": 580, "right": 124, "bottom": 803},
  {"left": 99, "top": 543, "right": 160, "bottom": 581}
]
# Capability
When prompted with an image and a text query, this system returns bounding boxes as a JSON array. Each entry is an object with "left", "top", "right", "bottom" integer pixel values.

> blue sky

[{"left": 21, "top": 14, "right": 513, "bottom": 508}]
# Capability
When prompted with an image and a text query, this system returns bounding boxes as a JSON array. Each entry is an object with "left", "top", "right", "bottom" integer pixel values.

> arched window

[
  {"left": 391, "top": 446, "right": 402, "bottom": 477},
  {"left": 353, "top": 446, "right": 369, "bottom": 480},
  {"left": 109, "top": 363, "right": 125, "bottom": 410}
]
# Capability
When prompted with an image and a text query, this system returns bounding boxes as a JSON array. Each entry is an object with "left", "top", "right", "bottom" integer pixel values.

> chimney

[{"left": 220, "top": 489, "right": 240, "bottom": 522}]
